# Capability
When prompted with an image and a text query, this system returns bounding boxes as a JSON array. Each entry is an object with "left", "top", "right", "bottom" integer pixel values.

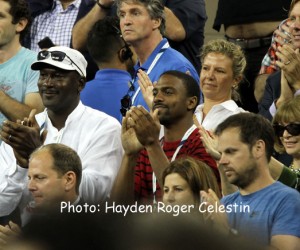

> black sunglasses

[
  {"left": 120, "top": 81, "right": 135, "bottom": 117},
  {"left": 273, "top": 123, "right": 300, "bottom": 137},
  {"left": 38, "top": 50, "right": 84, "bottom": 77}
]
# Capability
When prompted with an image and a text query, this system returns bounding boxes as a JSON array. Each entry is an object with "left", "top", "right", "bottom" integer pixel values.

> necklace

[{"left": 289, "top": 163, "right": 300, "bottom": 174}]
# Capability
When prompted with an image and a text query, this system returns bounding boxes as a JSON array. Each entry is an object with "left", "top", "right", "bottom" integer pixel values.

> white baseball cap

[{"left": 31, "top": 46, "right": 87, "bottom": 77}]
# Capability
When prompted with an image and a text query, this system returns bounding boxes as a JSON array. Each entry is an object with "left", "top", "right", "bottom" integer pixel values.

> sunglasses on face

[
  {"left": 273, "top": 123, "right": 300, "bottom": 137},
  {"left": 120, "top": 81, "right": 135, "bottom": 117},
  {"left": 37, "top": 50, "right": 84, "bottom": 77}
]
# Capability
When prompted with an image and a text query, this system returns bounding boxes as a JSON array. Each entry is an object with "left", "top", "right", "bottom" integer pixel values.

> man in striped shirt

[{"left": 111, "top": 71, "right": 218, "bottom": 205}]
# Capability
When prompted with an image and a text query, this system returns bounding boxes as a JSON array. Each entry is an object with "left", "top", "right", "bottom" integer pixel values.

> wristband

[{"left": 97, "top": 0, "right": 112, "bottom": 10}]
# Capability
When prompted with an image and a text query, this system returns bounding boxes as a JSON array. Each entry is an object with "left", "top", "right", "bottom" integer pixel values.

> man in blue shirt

[
  {"left": 80, "top": 17, "right": 133, "bottom": 123},
  {"left": 72, "top": 0, "right": 207, "bottom": 73},
  {"left": 201, "top": 113, "right": 300, "bottom": 249},
  {"left": 116, "top": 0, "right": 200, "bottom": 114}
]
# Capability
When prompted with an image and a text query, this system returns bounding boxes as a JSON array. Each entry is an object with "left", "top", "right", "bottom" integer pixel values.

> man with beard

[
  {"left": 110, "top": 70, "right": 218, "bottom": 205},
  {"left": 201, "top": 113, "right": 300, "bottom": 249}
]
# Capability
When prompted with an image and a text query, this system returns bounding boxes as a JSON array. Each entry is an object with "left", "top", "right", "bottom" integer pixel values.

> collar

[
  {"left": 197, "top": 100, "right": 240, "bottom": 112},
  {"left": 61, "top": 101, "right": 85, "bottom": 126},
  {"left": 134, "top": 38, "right": 168, "bottom": 72},
  {"left": 95, "top": 69, "right": 131, "bottom": 79},
  {"left": 43, "top": 101, "right": 85, "bottom": 129},
  {"left": 215, "top": 100, "right": 240, "bottom": 111}
]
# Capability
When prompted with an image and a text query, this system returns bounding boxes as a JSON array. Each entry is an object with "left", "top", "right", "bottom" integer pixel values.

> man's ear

[
  {"left": 15, "top": 18, "right": 28, "bottom": 33},
  {"left": 186, "top": 96, "right": 198, "bottom": 111},
  {"left": 252, "top": 140, "right": 265, "bottom": 159},
  {"left": 152, "top": 18, "right": 161, "bottom": 30},
  {"left": 64, "top": 171, "right": 76, "bottom": 192},
  {"left": 78, "top": 77, "right": 86, "bottom": 93}
]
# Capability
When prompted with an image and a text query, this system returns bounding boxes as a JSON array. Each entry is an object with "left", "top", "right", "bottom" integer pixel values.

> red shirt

[{"left": 134, "top": 128, "right": 218, "bottom": 204}]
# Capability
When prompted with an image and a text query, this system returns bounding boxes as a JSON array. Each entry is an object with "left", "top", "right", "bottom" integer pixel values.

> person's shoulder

[
  {"left": 272, "top": 181, "right": 300, "bottom": 197},
  {"left": 17, "top": 47, "right": 38, "bottom": 63},
  {"left": 157, "top": 49, "right": 198, "bottom": 79},
  {"left": 19, "top": 47, "right": 37, "bottom": 57},
  {"left": 256, "top": 182, "right": 300, "bottom": 205},
  {"left": 221, "top": 191, "right": 240, "bottom": 204},
  {"left": 83, "top": 105, "right": 121, "bottom": 127},
  {"left": 163, "top": 47, "right": 191, "bottom": 63}
]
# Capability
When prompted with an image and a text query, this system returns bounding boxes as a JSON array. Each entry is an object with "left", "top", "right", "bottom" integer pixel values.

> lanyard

[
  {"left": 131, "top": 41, "right": 170, "bottom": 104},
  {"left": 152, "top": 124, "right": 197, "bottom": 204}
]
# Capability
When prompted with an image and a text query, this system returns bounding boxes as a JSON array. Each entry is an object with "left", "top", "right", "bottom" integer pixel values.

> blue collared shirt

[{"left": 131, "top": 38, "right": 201, "bottom": 110}]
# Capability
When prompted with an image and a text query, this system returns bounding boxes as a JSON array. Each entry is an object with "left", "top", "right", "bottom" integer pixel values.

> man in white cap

[{"left": 0, "top": 46, "right": 123, "bottom": 221}]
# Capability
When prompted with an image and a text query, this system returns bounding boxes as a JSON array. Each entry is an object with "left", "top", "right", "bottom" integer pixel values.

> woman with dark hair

[{"left": 162, "top": 157, "right": 221, "bottom": 207}]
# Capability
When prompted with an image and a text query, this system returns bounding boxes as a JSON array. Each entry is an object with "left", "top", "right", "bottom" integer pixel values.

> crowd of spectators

[{"left": 0, "top": 0, "right": 299, "bottom": 249}]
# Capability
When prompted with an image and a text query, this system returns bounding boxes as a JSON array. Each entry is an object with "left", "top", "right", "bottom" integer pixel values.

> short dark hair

[
  {"left": 159, "top": 70, "right": 200, "bottom": 111},
  {"left": 31, "top": 143, "right": 82, "bottom": 194},
  {"left": 215, "top": 113, "right": 275, "bottom": 162},
  {"left": 87, "top": 16, "right": 125, "bottom": 64},
  {"left": 4, "top": 0, "right": 32, "bottom": 41}
]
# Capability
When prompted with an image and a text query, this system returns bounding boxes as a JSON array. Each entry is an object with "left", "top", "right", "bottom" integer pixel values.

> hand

[
  {"left": 121, "top": 110, "right": 144, "bottom": 156},
  {"left": 280, "top": 71, "right": 294, "bottom": 99},
  {"left": 137, "top": 69, "right": 155, "bottom": 110},
  {"left": 193, "top": 115, "right": 220, "bottom": 161},
  {"left": 129, "top": 106, "right": 160, "bottom": 147},
  {"left": 97, "top": 0, "right": 114, "bottom": 8},
  {"left": 200, "top": 189, "right": 229, "bottom": 234},
  {"left": 275, "top": 71, "right": 294, "bottom": 110},
  {"left": 0, "top": 109, "right": 47, "bottom": 168},
  {"left": 274, "top": 20, "right": 292, "bottom": 47},
  {"left": 276, "top": 45, "right": 300, "bottom": 91},
  {"left": 0, "top": 221, "right": 21, "bottom": 247}
]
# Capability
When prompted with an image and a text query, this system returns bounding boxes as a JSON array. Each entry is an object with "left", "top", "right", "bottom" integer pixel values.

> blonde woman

[{"left": 194, "top": 39, "right": 246, "bottom": 131}]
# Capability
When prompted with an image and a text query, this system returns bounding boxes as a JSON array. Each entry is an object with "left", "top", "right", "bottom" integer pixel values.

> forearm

[
  {"left": 0, "top": 149, "right": 28, "bottom": 217},
  {"left": 254, "top": 74, "right": 269, "bottom": 102},
  {"left": 0, "top": 91, "right": 32, "bottom": 122},
  {"left": 145, "top": 142, "right": 170, "bottom": 188},
  {"left": 72, "top": 5, "right": 109, "bottom": 50},
  {"left": 110, "top": 154, "right": 138, "bottom": 205},
  {"left": 269, "top": 157, "right": 284, "bottom": 181},
  {"left": 164, "top": 7, "right": 185, "bottom": 42}
]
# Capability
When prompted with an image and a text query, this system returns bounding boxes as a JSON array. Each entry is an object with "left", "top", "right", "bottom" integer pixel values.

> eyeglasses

[
  {"left": 120, "top": 81, "right": 135, "bottom": 117},
  {"left": 273, "top": 123, "right": 300, "bottom": 137},
  {"left": 37, "top": 50, "right": 84, "bottom": 77}
]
